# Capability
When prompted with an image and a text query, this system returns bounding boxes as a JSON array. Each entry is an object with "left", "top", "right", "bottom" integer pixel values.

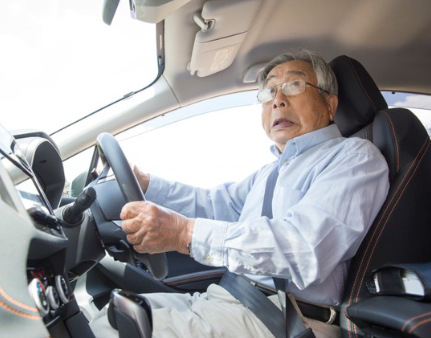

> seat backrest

[
  {"left": 331, "top": 55, "right": 388, "bottom": 139},
  {"left": 330, "top": 55, "right": 431, "bottom": 338}
]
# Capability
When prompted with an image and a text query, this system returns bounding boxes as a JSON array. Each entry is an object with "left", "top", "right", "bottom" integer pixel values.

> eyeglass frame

[{"left": 257, "top": 79, "right": 330, "bottom": 103}]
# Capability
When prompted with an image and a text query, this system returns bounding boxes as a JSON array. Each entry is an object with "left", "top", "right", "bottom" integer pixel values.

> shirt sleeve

[{"left": 145, "top": 171, "right": 259, "bottom": 221}]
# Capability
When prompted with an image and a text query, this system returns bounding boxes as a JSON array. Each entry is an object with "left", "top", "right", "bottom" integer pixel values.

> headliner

[{"left": 162, "top": 0, "right": 431, "bottom": 105}]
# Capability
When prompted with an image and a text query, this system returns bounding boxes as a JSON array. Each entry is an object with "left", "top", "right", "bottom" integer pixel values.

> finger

[
  {"left": 120, "top": 203, "right": 131, "bottom": 221},
  {"left": 121, "top": 216, "right": 144, "bottom": 235},
  {"left": 121, "top": 219, "right": 133, "bottom": 234},
  {"left": 120, "top": 201, "right": 142, "bottom": 220},
  {"left": 126, "top": 233, "right": 139, "bottom": 245}
]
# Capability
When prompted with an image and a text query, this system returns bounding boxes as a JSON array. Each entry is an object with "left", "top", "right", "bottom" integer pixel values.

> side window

[
  {"left": 62, "top": 147, "right": 94, "bottom": 197},
  {"left": 62, "top": 92, "right": 274, "bottom": 195},
  {"left": 62, "top": 93, "right": 275, "bottom": 196},
  {"left": 383, "top": 92, "right": 431, "bottom": 137},
  {"left": 61, "top": 91, "right": 431, "bottom": 197},
  {"left": 118, "top": 97, "right": 274, "bottom": 188}
]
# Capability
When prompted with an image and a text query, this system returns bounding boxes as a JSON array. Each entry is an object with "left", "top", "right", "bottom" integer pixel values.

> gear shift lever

[{"left": 107, "top": 289, "right": 153, "bottom": 338}]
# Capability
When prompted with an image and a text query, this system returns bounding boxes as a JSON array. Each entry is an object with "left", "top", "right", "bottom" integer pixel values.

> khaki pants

[{"left": 90, "top": 284, "right": 340, "bottom": 338}]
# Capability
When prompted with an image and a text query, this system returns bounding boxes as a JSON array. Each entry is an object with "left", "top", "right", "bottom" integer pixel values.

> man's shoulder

[
  {"left": 340, "top": 135, "right": 379, "bottom": 151},
  {"left": 336, "top": 136, "right": 388, "bottom": 165}
]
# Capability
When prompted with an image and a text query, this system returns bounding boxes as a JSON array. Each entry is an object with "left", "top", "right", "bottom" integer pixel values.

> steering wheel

[{"left": 94, "top": 132, "right": 168, "bottom": 280}]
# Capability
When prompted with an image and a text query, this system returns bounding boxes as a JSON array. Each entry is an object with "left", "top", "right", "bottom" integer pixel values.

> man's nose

[{"left": 272, "top": 88, "right": 288, "bottom": 108}]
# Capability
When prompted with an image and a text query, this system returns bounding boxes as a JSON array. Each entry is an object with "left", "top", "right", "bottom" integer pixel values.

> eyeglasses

[{"left": 257, "top": 80, "right": 329, "bottom": 103}]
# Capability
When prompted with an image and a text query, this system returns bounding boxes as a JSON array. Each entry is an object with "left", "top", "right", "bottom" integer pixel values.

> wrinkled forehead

[{"left": 265, "top": 60, "right": 316, "bottom": 86}]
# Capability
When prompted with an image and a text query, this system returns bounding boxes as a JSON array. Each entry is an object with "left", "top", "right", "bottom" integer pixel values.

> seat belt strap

[
  {"left": 263, "top": 165, "right": 287, "bottom": 294},
  {"left": 219, "top": 271, "right": 286, "bottom": 338},
  {"left": 220, "top": 164, "right": 316, "bottom": 337},
  {"left": 261, "top": 164, "right": 279, "bottom": 218},
  {"left": 263, "top": 165, "right": 314, "bottom": 337}
]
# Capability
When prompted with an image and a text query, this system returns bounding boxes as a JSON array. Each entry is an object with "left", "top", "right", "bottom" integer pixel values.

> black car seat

[{"left": 330, "top": 55, "right": 431, "bottom": 337}]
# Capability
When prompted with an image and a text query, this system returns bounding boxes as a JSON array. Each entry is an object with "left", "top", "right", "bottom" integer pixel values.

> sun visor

[{"left": 188, "top": 0, "right": 261, "bottom": 77}]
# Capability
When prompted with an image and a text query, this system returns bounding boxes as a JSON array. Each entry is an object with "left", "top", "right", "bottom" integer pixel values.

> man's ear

[{"left": 327, "top": 95, "right": 338, "bottom": 122}]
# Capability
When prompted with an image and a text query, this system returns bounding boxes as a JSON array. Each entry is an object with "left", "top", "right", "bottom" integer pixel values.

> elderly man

[{"left": 91, "top": 50, "right": 389, "bottom": 338}]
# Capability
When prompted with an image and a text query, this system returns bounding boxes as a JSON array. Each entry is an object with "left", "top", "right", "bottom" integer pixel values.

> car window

[
  {"left": 63, "top": 91, "right": 431, "bottom": 197},
  {"left": 382, "top": 92, "right": 431, "bottom": 136},
  {"left": 0, "top": 0, "right": 157, "bottom": 134},
  {"left": 119, "top": 106, "right": 274, "bottom": 188},
  {"left": 119, "top": 92, "right": 275, "bottom": 188},
  {"left": 63, "top": 92, "right": 274, "bottom": 195}
]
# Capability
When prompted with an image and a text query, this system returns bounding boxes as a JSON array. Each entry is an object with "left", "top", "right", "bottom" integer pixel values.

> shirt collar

[{"left": 270, "top": 124, "right": 342, "bottom": 162}]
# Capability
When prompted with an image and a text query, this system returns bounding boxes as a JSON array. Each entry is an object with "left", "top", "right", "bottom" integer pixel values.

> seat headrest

[{"left": 330, "top": 55, "right": 388, "bottom": 137}]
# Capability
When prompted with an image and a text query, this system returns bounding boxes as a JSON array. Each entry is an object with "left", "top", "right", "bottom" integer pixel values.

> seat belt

[
  {"left": 220, "top": 164, "right": 316, "bottom": 338},
  {"left": 220, "top": 271, "right": 286, "bottom": 338},
  {"left": 261, "top": 163, "right": 279, "bottom": 218}
]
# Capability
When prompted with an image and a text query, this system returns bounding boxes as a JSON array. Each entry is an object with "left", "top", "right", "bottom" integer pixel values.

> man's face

[{"left": 261, "top": 60, "right": 337, "bottom": 152}]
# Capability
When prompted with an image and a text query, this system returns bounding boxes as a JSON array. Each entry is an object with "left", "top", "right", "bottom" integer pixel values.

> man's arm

[
  {"left": 123, "top": 164, "right": 262, "bottom": 256},
  {"left": 191, "top": 146, "right": 390, "bottom": 290},
  {"left": 136, "top": 164, "right": 262, "bottom": 221}
]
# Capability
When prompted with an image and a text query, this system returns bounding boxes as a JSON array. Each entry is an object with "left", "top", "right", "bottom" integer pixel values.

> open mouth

[{"left": 273, "top": 118, "right": 293, "bottom": 128}]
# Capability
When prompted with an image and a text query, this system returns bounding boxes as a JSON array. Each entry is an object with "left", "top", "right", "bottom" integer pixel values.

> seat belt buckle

[{"left": 326, "top": 307, "right": 337, "bottom": 325}]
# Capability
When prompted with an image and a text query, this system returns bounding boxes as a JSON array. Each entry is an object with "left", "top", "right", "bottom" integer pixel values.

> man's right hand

[
  {"left": 121, "top": 201, "right": 195, "bottom": 255},
  {"left": 131, "top": 164, "right": 150, "bottom": 193}
]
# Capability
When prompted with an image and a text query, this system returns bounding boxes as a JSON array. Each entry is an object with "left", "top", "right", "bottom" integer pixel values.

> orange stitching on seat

[
  {"left": 345, "top": 181, "right": 403, "bottom": 337},
  {"left": 346, "top": 133, "right": 430, "bottom": 338},
  {"left": 358, "top": 137, "right": 430, "bottom": 291},
  {"left": 408, "top": 316, "right": 431, "bottom": 334},
  {"left": 402, "top": 310, "right": 431, "bottom": 332},
  {"left": 381, "top": 111, "right": 400, "bottom": 172},
  {"left": 347, "top": 111, "right": 409, "bottom": 308},
  {"left": 0, "top": 298, "right": 41, "bottom": 319},
  {"left": 345, "top": 186, "right": 402, "bottom": 337},
  {"left": 347, "top": 58, "right": 377, "bottom": 113},
  {"left": 0, "top": 284, "right": 38, "bottom": 313},
  {"left": 346, "top": 133, "right": 411, "bottom": 338},
  {"left": 354, "top": 131, "right": 429, "bottom": 295},
  {"left": 354, "top": 138, "right": 429, "bottom": 301}
]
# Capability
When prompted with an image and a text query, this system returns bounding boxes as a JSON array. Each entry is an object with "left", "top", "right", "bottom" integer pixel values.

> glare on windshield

[{"left": 0, "top": 0, "right": 157, "bottom": 134}]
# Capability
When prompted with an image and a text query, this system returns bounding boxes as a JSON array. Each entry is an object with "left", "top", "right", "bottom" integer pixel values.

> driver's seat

[{"left": 330, "top": 55, "right": 431, "bottom": 337}]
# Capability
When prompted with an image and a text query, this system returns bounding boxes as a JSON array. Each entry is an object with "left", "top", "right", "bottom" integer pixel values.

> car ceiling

[{"left": 161, "top": 0, "right": 431, "bottom": 106}]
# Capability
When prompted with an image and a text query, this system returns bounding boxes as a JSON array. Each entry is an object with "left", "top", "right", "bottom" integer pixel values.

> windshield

[{"left": 0, "top": 0, "right": 158, "bottom": 135}]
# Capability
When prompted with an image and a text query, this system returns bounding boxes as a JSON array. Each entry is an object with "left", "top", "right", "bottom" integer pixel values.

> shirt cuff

[{"left": 191, "top": 218, "right": 229, "bottom": 267}]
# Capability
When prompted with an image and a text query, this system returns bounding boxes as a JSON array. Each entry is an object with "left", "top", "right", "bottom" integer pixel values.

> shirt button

[
  {"left": 283, "top": 160, "right": 289, "bottom": 166},
  {"left": 205, "top": 255, "right": 213, "bottom": 263}
]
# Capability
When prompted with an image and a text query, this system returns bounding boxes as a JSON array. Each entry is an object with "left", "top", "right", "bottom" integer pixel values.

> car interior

[{"left": 1, "top": 0, "right": 431, "bottom": 337}]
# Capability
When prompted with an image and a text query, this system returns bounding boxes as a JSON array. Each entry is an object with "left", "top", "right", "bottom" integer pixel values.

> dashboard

[
  {"left": 0, "top": 125, "right": 67, "bottom": 242},
  {"left": 0, "top": 123, "right": 96, "bottom": 337}
]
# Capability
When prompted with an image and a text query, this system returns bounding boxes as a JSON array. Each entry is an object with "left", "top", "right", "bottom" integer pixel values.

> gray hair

[{"left": 257, "top": 49, "right": 338, "bottom": 96}]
